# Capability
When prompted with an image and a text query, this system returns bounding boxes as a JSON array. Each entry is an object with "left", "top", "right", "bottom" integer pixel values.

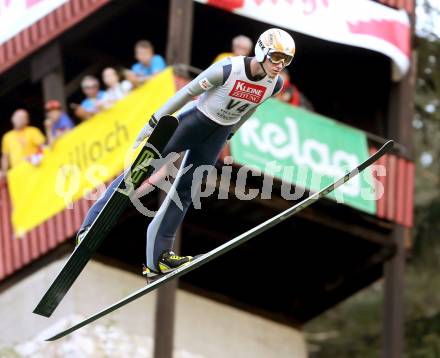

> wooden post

[
  {"left": 383, "top": 225, "right": 406, "bottom": 358},
  {"left": 30, "top": 42, "right": 66, "bottom": 109},
  {"left": 166, "top": 0, "right": 194, "bottom": 65},
  {"left": 153, "top": 226, "right": 181, "bottom": 358},
  {"left": 41, "top": 70, "right": 66, "bottom": 109},
  {"left": 382, "top": 9, "right": 415, "bottom": 357},
  {"left": 153, "top": 3, "right": 194, "bottom": 357}
]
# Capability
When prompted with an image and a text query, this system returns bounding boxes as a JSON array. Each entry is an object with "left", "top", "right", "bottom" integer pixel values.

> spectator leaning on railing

[
  {"left": 98, "top": 67, "right": 134, "bottom": 110},
  {"left": 0, "top": 109, "right": 46, "bottom": 177},
  {"left": 44, "top": 100, "right": 75, "bottom": 146},
  {"left": 213, "top": 35, "right": 253, "bottom": 63},
  {"left": 72, "top": 76, "right": 106, "bottom": 121},
  {"left": 126, "top": 40, "right": 166, "bottom": 86}
]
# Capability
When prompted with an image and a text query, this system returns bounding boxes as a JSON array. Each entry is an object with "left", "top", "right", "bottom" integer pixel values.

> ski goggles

[{"left": 267, "top": 51, "right": 293, "bottom": 66}]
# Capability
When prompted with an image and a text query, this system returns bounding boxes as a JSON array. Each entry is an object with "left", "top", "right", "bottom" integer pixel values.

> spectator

[
  {"left": 1, "top": 109, "right": 45, "bottom": 176},
  {"left": 276, "top": 69, "right": 314, "bottom": 111},
  {"left": 99, "top": 67, "right": 133, "bottom": 110},
  {"left": 44, "top": 100, "right": 75, "bottom": 145},
  {"left": 213, "top": 35, "right": 253, "bottom": 63},
  {"left": 73, "top": 76, "right": 106, "bottom": 121},
  {"left": 128, "top": 40, "right": 166, "bottom": 85}
]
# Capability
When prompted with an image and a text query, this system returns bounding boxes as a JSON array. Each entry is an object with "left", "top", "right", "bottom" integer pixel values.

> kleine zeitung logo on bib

[{"left": 229, "top": 80, "right": 267, "bottom": 103}]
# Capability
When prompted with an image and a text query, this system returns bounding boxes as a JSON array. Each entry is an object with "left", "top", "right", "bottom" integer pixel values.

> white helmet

[{"left": 255, "top": 28, "right": 296, "bottom": 66}]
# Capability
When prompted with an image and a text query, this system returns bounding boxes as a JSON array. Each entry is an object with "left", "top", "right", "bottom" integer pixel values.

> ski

[
  {"left": 46, "top": 140, "right": 394, "bottom": 341},
  {"left": 34, "top": 115, "right": 179, "bottom": 318}
]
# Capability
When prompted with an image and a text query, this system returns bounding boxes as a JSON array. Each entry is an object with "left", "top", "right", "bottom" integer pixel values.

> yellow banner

[{"left": 8, "top": 68, "right": 176, "bottom": 235}]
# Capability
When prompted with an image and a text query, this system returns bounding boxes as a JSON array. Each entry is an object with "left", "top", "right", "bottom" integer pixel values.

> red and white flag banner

[{"left": 195, "top": 0, "right": 410, "bottom": 81}]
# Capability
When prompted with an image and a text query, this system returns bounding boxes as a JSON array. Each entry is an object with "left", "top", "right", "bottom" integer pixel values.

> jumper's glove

[{"left": 133, "top": 115, "right": 158, "bottom": 149}]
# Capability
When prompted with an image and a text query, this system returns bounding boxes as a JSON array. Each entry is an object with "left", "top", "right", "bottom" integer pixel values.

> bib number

[{"left": 226, "top": 99, "right": 250, "bottom": 114}]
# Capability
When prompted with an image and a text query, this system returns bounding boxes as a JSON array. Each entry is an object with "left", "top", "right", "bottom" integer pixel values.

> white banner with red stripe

[
  {"left": 195, "top": 0, "right": 410, "bottom": 81},
  {"left": 0, "top": 0, "right": 68, "bottom": 46}
]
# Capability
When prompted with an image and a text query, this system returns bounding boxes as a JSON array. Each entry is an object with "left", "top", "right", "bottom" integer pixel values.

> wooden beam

[
  {"left": 383, "top": 225, "right": 406, "bottom": 358},
  {"left": 30, "top": 42, "right": 67, "bottom": 110},
  {"left": 386, "top": 25, "right": 415, "bottom": 158},
  {"left": 382, "top": 7, "right": 415, "bottom": 355},
  {"left": 41, "top": 70, "right": 67, "bottom": 110},
  {"left": 153, "top": 227, "right": 180, "bottom": 358},
  {"left": 387, "top": 68, "right": 415, "bottom": 159},
  {"left": 153, "top": 157, "right": 183, "bottom": 358},
  {"left": 166, "top": 0, "right": 194, "bottom": 65},
  {"left": 152, "top": 4, "right": 195, "bottom": 355},
  {"left": 30, "top": 43, "right": 62, "bottom": 83}
]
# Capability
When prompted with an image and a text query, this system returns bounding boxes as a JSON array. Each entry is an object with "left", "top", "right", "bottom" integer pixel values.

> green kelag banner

[{"left": 230, "top": 99, "right": 376, "bottom": 214}]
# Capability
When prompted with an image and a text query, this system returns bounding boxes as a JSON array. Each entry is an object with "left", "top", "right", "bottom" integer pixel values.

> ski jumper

[{"left": 79, "top": 56, "right": 283, "bottom": 271}]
